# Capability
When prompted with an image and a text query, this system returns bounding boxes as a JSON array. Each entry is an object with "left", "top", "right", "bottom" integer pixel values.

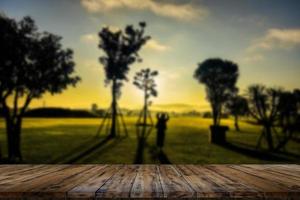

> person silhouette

[{"left": 156, "top": 112, "right": 170, "bottom": 150}]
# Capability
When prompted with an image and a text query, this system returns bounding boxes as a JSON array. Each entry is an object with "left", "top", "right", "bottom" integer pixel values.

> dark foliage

[
  {"left": 225, "top": 95, "right": 249, "bottom": 131},
  {"left": 98, "top": 22, "right": 150, "bottom": 96},
  {"left": 0, "top": 14, "right": 80, "bottom": 162},
  {"left": 246, "top": 84, "right": 299, "bottom": 151},
  {"left": 133, "top": 68, "right": 158, "bottom": 99},
  {"left": 98, "top": 22, "right": 150, "bottom": 137},
  {"left": 24, "top": 108, "right": 98, "bottom": 118},
  {"left": 133, "top": 68, "right": 158, "bottom": 125},
  {"left": 194, "top": 58, "right": 239, "bottom": 126}
]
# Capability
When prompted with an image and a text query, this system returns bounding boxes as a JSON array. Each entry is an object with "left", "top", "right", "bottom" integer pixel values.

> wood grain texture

[
  {"left": 96, "top": 165, "right": 138, "bottom": 198},
  {"left": 176, "top": 165, "right": 261, "bottom": 198},
  {"left": 130, "top": 165, "right": 163, "bottom": 198},
  {"left": 0, "top": 164, "right": 298, "bottom": 199},
  {"left": 207, "top": 165, "right": 299, "bottom": 199},
  {"left": 158, "top": 165, "right": 195, "bottom": 198},
  {"left": 68, "top": 165, "right": 120, "bottom": 199}
]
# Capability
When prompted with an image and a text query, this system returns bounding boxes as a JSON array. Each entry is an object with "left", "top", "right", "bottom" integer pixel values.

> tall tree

[
  {"left": 133, "top": 68, "right": 158, "bottom": 126},
  {"left": 247, "top": 85, "right": 300, "bottom": 151},
  {"left": 194, "top": 58, "right": 239, "bottom": 126},
  {"left": 275, "top": 90, "right": 299, "bottom": 151},
  {"left": 246, "top": 85, "right": 282, "bottom": 151},
  {"left": 98, "top": 22, "right": 150, "bottom": 138},
  {"left": 225, "top": 95, "right": 248, "bottom": 131},
  {"left": 0, "top": 14, "right": 80, "bottom": 162}
]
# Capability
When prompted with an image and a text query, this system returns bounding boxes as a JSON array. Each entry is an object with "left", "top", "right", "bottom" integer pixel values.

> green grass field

[{"left": 0, "top": 117, "right": 299, "bottom": 164}]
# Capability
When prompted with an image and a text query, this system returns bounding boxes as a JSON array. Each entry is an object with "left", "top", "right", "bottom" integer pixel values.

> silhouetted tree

[
  {"left": 246, "top": 85, "right": 284, "bottom": 151},
  {"left": 133, "top": 68, "right": 158, "bottom": 126},
  {"left": 275, "top": 90, "right": 299, "bottom": 151},
  {"left": 91, "top": 103, "right": 98, "bottom": 113},
  {"left": 0, "top": 14, "right": 80, "bottom": 162},
  {"left": 294, "top": 89, "right": 300, "bottom": 112},
  {"left": 98, "top": 22, "right": 150, "bottom": 138},
  {"left": 247, "top": 85, "right": 300, "bottom": 151},
  {"left": 194, "top": 58, "right": 239, "bottom": 126},
  {"left": 225, "top": 95, "right": 248, "bottom": 131}
]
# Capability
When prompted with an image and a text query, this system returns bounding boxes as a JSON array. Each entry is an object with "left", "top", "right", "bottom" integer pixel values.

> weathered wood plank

[
  {"left": 207, "top": 165, "right": 300, "bottom": 199},
  {"left": 0, "top": 164, "right": 298, "bottom": 199},
  {"left": 96, "top": 165, "right": 138, "bottom": 198},
  {"left": 273, "top": 164, "right": 300, "bottom": 171},
  {"left": 241, "top": 164, "right": 300, "bottom": 182},
  {"left": 0, "top": 165, "right": 63, "bottom": 190},
  {"left": 198, "top": 165, "right": 263, "bottom": 198},
  {"left": 176, "top": 165, "right": 261, "bottom": 198},
  {"left": 68, "top": 165, "right": 121, "bottom": 199},
  {"left": 130, "top": 165, "right": 163, "bottom": 198},
  {"left": 26, "top": 165, "right": 104, "bottom": 199},
  {"left": 230, "top": 165, "right": 300, "bottom": 191},
  {"left": 0, "top": 165, "right": 67, "bottom": 198},
  {"left": 0, "top": 165, "right": 33, "bottom": 174},
  {"left": 258, "top": 164, "right": 300, "bottom": 178},
  {"left": 269, "top": 168, "right": 300, "bottom": 181},
  {"left": 158, "top": 165, "right": 195, "bottom": 198},
  {"left": 0, "top": 165, "right": 46, "bottom": 181}
]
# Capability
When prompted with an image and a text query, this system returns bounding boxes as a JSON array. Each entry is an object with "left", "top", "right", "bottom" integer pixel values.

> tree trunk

[
  {"left": 134, "top": 127, "right": 146, "bottom": 164},
  {"left": 5, "top": 117, "right": 22, "bottom": 162},
  {"left": 110, "top": 79, "right": 117, "bottom": 138},
  {"left": 265, "top": 124, "right": 274, "bottom": 151},
  {"left": 143, "top": 90, "right": 147, "bottom": 126},
  {"left": 212, "top": 105, "right": 218, "bottom": 126},
  {"left": 234, "top": 115, "right": 240, "bottom": 132}
]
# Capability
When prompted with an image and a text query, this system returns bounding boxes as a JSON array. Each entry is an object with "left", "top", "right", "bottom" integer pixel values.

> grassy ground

[{"left": 0, "top": 117, "right": 299, "bottom": 164}]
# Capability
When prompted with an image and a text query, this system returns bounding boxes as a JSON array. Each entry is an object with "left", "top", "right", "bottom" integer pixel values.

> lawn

[{"left": 0, "top": 117, "right": 299, "bottom": 164}]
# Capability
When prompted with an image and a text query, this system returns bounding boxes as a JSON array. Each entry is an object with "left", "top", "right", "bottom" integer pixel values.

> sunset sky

[{"left": 1, "top": 0, "right": 300, "bottom": 111}]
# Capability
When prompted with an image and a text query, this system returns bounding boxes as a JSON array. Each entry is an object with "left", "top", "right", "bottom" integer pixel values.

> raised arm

[
  {"left": 156, "top": 113, "right": 160, "bottom": 119},
  {"left": 165, "top": 113, "right": 170, "bottom": 121}
]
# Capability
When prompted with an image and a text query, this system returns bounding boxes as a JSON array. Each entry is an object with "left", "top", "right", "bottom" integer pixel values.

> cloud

[
  {"left": 144, "top": 39, "right": 169, "bottom": 52},
  {"left": 81, "top": 0, "right": 209, "bottom": 21},
  {"left": 159, "top": 70, "right": 180, "bottom": 80},
  {"left": 81, "top": 60, "right": 99, "bottom": 70},
  {"left": 80, "top": 33, "right": 98, "bottom": 44},
  {"left": 248, "top": 28, "right": 300, "bottom": 51},
  {"left": 242, "top": 54, "right": 264, "bottom": 63}
]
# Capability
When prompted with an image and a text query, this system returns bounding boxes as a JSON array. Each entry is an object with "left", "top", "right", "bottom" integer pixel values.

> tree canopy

[
  {"left": 0, "top": 14, "right": 80, "bottom": 107},
  {"left": 0, "top": 14, "right": 80, "bottom": 161},
  {"left": 225, "top": 95, "right": 248, "bottom": 131},
  {"left": 194, "top": 58, "right": 239, "bottom": 126},
  {"left": 98, "top": 22, "right": 150, "bottom": 96},
  {"left": 226, "top": 95, "right": 248, "bottom": 117},
  {"left": 246, "top": 84, "right": 300, "bottom": 151},
  {"left": 133, "top": 68, "right": 159, "bottom": 101}
]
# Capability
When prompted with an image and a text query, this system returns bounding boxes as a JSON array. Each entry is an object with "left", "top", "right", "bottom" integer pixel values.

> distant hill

[
  {"left": 24, "top": 107, "right": 100, "bottom": 118},
  {"left": 152, "top": 103, "right": 210, "bottom": 112}
]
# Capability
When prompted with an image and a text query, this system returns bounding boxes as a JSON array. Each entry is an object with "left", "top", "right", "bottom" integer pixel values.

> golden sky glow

[{"left": 2, "top": 0, "right": 300, "bottom": 112}]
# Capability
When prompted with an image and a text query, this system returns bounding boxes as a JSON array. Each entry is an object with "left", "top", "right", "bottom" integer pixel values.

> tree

[
  {"left": 275, "top": 90, "right": 299, "bottom": 151},
  {"left": 98, "top": 22, "right": 150, "bottom": 138},
  {"left": 294, "top": 89, "right": 300, "bottom": 112},
  {"left": 246, "top": 85, "right": 283, "bottom": 151},
  {"left": 0, "top": 14, "right": 80, "bottom": 162},
  {"left": 133, "top": 68, "right": 158, "bottom": 126},
  {"left": 225, "top": 95, "right": 248, "bottom": 131},
  {"left": 194, "top": 58, "right": 239, "bottom": 126},
  {"left": 91, "top": 103, "right": 98, "bottom": 113},
  {"left": 247, "top": 85, "right": 300, "bottom": 151}
]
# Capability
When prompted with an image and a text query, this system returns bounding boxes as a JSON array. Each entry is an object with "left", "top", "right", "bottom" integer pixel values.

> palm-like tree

[
  {"left": 98, "top": 22, "right": 150, "bottom": 138},
  {"left": 133, "top": 68, "right": 158, "bottom": 126}
]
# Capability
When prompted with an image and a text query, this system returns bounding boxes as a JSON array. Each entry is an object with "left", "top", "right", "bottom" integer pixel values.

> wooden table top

[{"left": 0, "top": 164, "right": 299, "bottom": 199}]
